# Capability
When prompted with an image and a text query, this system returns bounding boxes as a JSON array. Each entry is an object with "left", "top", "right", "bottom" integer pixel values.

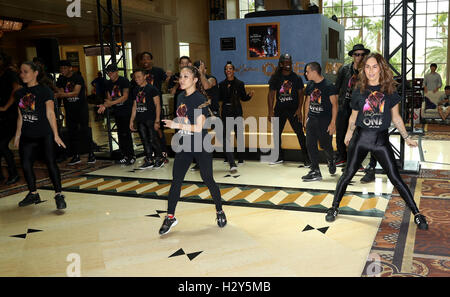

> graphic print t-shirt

[
  {"left": 351, "top": 85, "right": 401, "bottom": 131},
  {"left": 106, "top": 76, "right": 130, "bottom": 116},
  {"left": 15, "top": 85, "right": 53, "bottom": 137},
  {"left": 268, "top": 72, "right": 303, "bottom": 111},
  {"left": 132, "top": 84, "right": 159, "bottom": 122},
  {"left": 305, "top": 78, "right": 338, "bottom": 119},
  {"left": 56, "top": 73, "right": 86, "bottom": 108}
]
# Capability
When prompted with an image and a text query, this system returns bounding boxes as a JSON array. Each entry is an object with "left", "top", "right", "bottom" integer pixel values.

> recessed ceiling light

[{"left": 86, "top": 10, "right": 92, "bottom": 13}]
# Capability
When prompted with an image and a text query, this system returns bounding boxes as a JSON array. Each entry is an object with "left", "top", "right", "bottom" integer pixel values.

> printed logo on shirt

[
  {"left": 136, "top": 90, "right": 147, "bottom": 112},
  {"left": 19, "top": 92, "right": 38, "bottom": 122},
  {"left": 309, "top": 88, "right": 323, "bottom": 113},
  {"left": 146, "top": 74, "right": 154, "bottom": 86},
  {"left": 278, "top": 80, "right": 293, "bottom": 103},
  {"left": 64, "top": 81, "right": 80, "bottom": 103},
  {"left": 176, "top": 103, "right": 193, "bottom": 136},
  {"left": 111, "top": 85, "right": 123, "bottom": 106},
  {"left": 362, "top": 91, "right": 385, "bottom": 128}
]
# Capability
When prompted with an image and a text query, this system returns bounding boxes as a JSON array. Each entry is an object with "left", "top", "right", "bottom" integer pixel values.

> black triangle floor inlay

[
  {"left": 10, "top": 234, "right": 27, "bottom": 239},
  {"left": 27, "top": 229, "right": 43, "bottom": 234},
  {"left": 302, "top": 225, "right": 315, "bottom": 232},
  {"left": 317, "top": 227, "right": 329, "bottom": 234},
  {"left": 169, "top": 248, "right": 185, "bottom": 258},
  {"left": 146, "top": 214, "right": 160, "bottom": 218},
  {"left": 187, "top": 251, "right": 202, "bottom": 261}
]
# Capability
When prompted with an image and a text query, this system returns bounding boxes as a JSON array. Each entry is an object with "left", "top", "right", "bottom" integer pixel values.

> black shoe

[
  {"left": 414, "top": 214, "right": 428, "bottom": 230},
  {"left": 159, "top": 216, "right": 178, "bottom": 235},
  {"left": 153, "top": 158, "right": 165, "bottom": 169},
  {"left": 116, "top": 156, "right": 128, "bottom": 165},
  {"left": 5, "top": 175, "right": 20, "bottom": 185},
  {"left": 269, "top": 158, "right": 284, "bottom": 165},
  {"left": 325, "top": 207, "right": 339, "bottom": 222},
  {"left": 304, "top": 159, "right": 311, "bottom": 168},
  {"left": 139, "top": 158, "right": 154, "bottom": 170},
  {"left": 18, "top": 192, "right": 41, "bottom": 207},
  {"left": 238, "top": 160, "right": 244, "bottom": 166},
  {"left": 55, "top": 194, "right": 67, "bottom": 210},
  {"left": 87, "top": 153, "right": 96, "bottom": 164},
  {"left": 360, "top": 170, "right": 375, "bottom": 184},
  {"left": 127, "top": 156, "right": 136, "bottom": 165},
  {"left": 302, "top": 170, "right": 322, "bottom": 182},
  {"left": 335, "top": 158, "right": 346, "bottom": 167},
  {"left": 328, "top": 159, "right": 336, "bottom": 175},
  {"left": 216, "top": 210, "right": 227, "bottom": 228},
  {"left": 190, "top": 164, "right": 200, "bottom": 171},
  {"left": 230, "top": 164, "right": 238, "bottom": 174},
  {"left": 68, "top": 155, "right": 81, "bottom": 165}
]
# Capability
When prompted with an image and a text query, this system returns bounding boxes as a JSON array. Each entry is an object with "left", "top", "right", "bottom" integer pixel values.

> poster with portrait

[{"left": 247, "top": 22, "right": 280, "bottom": 60}]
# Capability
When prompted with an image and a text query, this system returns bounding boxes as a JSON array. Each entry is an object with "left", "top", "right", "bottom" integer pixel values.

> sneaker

[
  {"left": 153, "top": 158, "right": 165, "bottom": 169},
  {"left": 139, "top": 158, "right": 154, "bottom": 170},
  {"left": 304, "top": 159, "right": 311, "bottom": 168},
  {"left": 325, "top": 207, "right": 339, "bottom": 222},
  {"left": 5, "top": 175, "right": 19, "bottom": 185},
  {"left": 238, "top": 160, "right": 244, "bottom": 166},
  {"left": 414, "top": 214, "right": 428, "bottom": 230},
  {"left": 269, "top": 158, "right": 284, "bottom": 165},
  {"left": 230, "top": 164, "right": 238, "bottom": 174},
  {"left": 335, "top": 159, "right": 346, "bottom": 167},
  {"left": 127, "top": 156, "right": 136, "bottom": 165},
  {"left": 55, "top": 194, "right": 67, "bottom": 210},
  {"left": 162, "top": 152, "right": 169, "bottom": 164},
  {"left": 216, "top": 210, "right": 227, "bottom": 228},
  {"left": 87, "top": 153, "right": 96, "bottom": 164},
  {"left": 360, "top": 170, "right": 375, "bottom": 184},
  {"left": 328, "top": 159, "right": 336, "bottom": 175},
  {"left": 116, "top": 157, "right": 128, "bottom": 165},
  {"left": 18, "top": 192, "right": 41, "bottom": 207},
  {"left": 159, "top": 216, "right": 178, "bottom": 235},
  {"left": 190, "top": 164, "right": 200, "bottom": 171},
  {"left": 68, "top": 155, "right": 81, "bottom": 165},
  {"left": 302, "top": 170, "right": 322, "bottom": 182}
]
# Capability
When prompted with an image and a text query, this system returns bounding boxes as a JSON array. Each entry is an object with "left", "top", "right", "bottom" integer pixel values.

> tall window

[
  {"left": 239, "top": 0, "right": 255, "bottom": 18},
  {"left": 179, "top": 42, "right": 190, "bottom": 57},
  {"left": 323, "top": 0, "right": 449, "bottom": 85}
]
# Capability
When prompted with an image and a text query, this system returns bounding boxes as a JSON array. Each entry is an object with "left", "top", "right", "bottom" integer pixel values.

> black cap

[
  {"left": 105, "top": 64, "right": 119, "bottom": 73},
  {"left": 348, "top": 44, "right": 370, "bottom": 57},
  {"left": 59, "top": 60, "right": 72, "bottom": 67},
  {"left": 279, "top": 53, "right": 292, "bottom": 62}
]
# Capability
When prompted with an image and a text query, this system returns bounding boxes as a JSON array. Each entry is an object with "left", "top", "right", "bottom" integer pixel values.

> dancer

[
  {"left": 160, "top": 66, "right": 226, "bottom": 235},
  {"left": 129, "top": 69, "right": 164, "bottom": 169},
  {"left": 169, "top": 56, "right": 192, "bottom": 117},
  {"left": 267, "top": 53, "right": 310, "bottom": 166},
  {"left": 302, "top": 62, "right": 338, "bottom": 181},
  {"left": 325, "top": 53, "right": 428, "bottom": 230},
  {"left": 0, "top": 52, "right": 20, "bottom": 185},
  {"left": 14, "top": 61, "right": 67, "bottom": 209},
  {"left": 218, "top": 61, "right": 253, "bottom": 172},
  {"left": 98, "top": 64, "right": 135, "bottom": 165}
]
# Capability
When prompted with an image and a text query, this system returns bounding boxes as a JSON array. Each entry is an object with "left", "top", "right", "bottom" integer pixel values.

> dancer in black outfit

[
  {"left": 325, "top": 53, "right": 428, "bottom": 230},
  {"left": 160, "top": 66, "right": 226, "bottom": 235},
  {"left": 218, "top": 61, "right": 253, "bottom": 172},
  {"left": 0, "top": 53, "right": 20, "bottom": 185},
  {"left": 14, "top": 62, "right": 67, "bottom": 209}
]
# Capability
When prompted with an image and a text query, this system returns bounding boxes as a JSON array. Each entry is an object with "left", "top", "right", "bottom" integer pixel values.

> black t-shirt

[
  {"left": 205, "top": 75, "right": 220, "bottom": 115},
  {"left": 174, "top": 90, "right": 210, "bottom": 152},
  {"left": 145, "top": 66, "right": 167, "bottom": 94},
  {"left": 0, "top": 68, "right": 19, "bottom": 120},
  {"left": 269, "top": 72, "right": 303, "bottom": 111},
  {"left": 106, "top": 76, "right": 131, "bottom": 116},
  {"left": 56, "top": 73, "right": 87, "bottom": 109},
  {"left": 15, "top": 85, "right": 53, "bottom": 137},
  {"left": 132, "top": 84, "right": 159, "bottom": 122},
  {"left": 305, "top": 78, "right": 338, "bottom": 119},
  {"left": 351, "top": 85, "right": 401, "bottom": 131}
]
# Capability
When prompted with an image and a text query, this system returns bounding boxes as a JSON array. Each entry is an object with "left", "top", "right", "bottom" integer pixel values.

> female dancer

[
  {"left": 14, "top": 61, "right": 67, "bottom": 209},
  {"left": 160, "top": 66, "right": 226, "bottom": 235},
  {"left": 325, "top": 53, "right": 428, "bottom": 230}
]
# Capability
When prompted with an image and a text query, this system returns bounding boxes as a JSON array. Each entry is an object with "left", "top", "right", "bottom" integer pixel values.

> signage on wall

[
  {"left": 247, "top": 22, "right": 280, "bottom": 60},
  {"left": 220, "top": 37, "right": 236, "bottom": 51}
]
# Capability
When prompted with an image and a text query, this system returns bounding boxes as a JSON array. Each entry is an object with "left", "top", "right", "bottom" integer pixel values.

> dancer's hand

[
  {"left": 97, "top": 104, "right": 106, "bottom": 114},
  {"left": 268, "top": 110, "right": 274, "bottom": 122},
  {"left": 130, "top": 122, "right": 136, "bottom": 132},
  {"left": 54, "top": 135, "right": 66, "bottom": 148},
  {"left": 405, "top": 137, "right": 418, "bottom": 147},
  {"left": 162, "top": 119, "right": 176, "bottom": 129},
  {"left": 327, "top": 122, "right": 336, "bottom": 135},
  {"left": 154, "top": 121, "right": 160, "bottom": 131},
  {"left": 344, "top": 131, "right": 353, "bottom": 146},
  {"left": 14, "top": 134, "right": 20, "bottom": 148}
]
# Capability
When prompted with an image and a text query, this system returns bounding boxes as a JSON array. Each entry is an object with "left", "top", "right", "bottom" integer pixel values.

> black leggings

[
  {"left": 306, "top": 117, "right": 334, "bottom": 171},
  {"left": 137, "top": 120, "right": 162, "bottom": 159},
  {"left": 332, "top": 128, "right": 420, "bottom": 214},
  {"left": 115, "top": 113, "right": 134, "bottom": 158},
  {"left": 167, "top": 151, "right": 223, "bottom": 215},
  {"left": 19, "top": 134, "right": 62, "bottom": 193}
]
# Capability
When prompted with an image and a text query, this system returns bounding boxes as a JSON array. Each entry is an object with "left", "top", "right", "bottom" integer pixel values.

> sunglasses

[{"left": 353, "top": 53, "right": 366, "bottom": 57}]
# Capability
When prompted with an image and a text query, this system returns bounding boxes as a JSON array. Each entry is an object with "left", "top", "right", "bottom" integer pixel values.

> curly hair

[{"left": 357, "top": 52, "right": 397, "bottom": 95}]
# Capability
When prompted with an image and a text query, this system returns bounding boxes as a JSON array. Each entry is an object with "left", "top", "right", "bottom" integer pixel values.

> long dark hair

[{"left": 357, "top": 53, "right": 397, "bottom": 95}]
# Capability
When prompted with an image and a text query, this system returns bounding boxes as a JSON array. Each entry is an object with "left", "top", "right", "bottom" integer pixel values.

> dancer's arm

[
  {"left": 46, "top": 100, "right": 66, "bottom": 148},
  {"left": 344, "top": 110, "right": 358, "bottom": 146},
  {"left": 391, "top": 103, "right": 417, "bottom": 147}
]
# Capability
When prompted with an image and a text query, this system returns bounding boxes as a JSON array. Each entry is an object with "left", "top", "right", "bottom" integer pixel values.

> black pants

[
  {"left": 137, "top": 120, "right": 162, "bottom": 159},
  {"left": 167, "top": 151, "right": 223, "bottom": 215},
  {"left": 275, "top": 108, "right": 309, "bottom": 161},
  {"left": 19, "top": 134, "right": 62, "bottom": 193},
  {"left": 332, "top": 128, "right": 420, "bottom": 214},
  {"left": 0, "top": 121, "right": 18, "bottom": 178},
  {"left": 115, "top": 113, "right": 134, "bottom": 158},
  {"left": 65, "top": 105, "right": 94, "bottom": 156},
  {"left": 306, "top": 117, "right": 334, "bottom": 171},
  {"left": 222, "top": 113, "right": 244, "bottom": 165}
]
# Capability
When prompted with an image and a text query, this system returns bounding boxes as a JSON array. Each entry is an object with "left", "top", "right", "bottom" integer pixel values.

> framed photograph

[{"left": 247, "top": 22, "right": 280, "bottom": 60}]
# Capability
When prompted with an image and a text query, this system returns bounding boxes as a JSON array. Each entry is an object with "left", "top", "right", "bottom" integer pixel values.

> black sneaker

[
  {"left": 238, "top": 160, "right": 244, "bottom": 166},
  {"left": 230, "top": 164, "right": 238, "bottom": 174},
  {"left": 328, "top": 159, "right": 336, "bottom": 175},
  {"left": 127, "top": 156, "right": 136, "bottom": 165},
  {"left": 216, "top": 210, "right": 227, "bottom": 228},
  {"left": 139, "top": 158, "right": 154, "bottom": 170},
  {"left": 360, "top": 170, "right": 375, "bottom": 184},
  {"left": 159, "top": 216, "right": 178, "bottom": 235},
  {"left": 55, "top": 194, "right": 67, "bottom": 210},
  {"left": 68, "top": 155, "right": 81, "bottom": 165},
  {"left": 87, "top": 153, "right": 96, "bottom": 164},
  {"left": 18, "top": 192, "right": 41, "bottom": 207},
  {"left": 335, "top": 158, "right": 346, "bottom": 167},
  {"left": 269, "top": 158, "right": 284, "bottom": 165},
  {"left": 190, "top": 164, "right": 200, "bottom": 171},
  {"left": 414, "top": 214, "right": 428, "bottom": 230},
  {"left": 302, "top": 170, "right": 322, "bottom": 182},
  {"left": 304, "top": 159, "right": 311, "bottom": 168},
  {"left": 116, "top": 157, "right": 128, "bottom": 165},
  {"left": 325, "top": 207, "right": 339, "bottom": 222},
  {"left": 153, "top": 158, "right": 165, "bottom": 169}
]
